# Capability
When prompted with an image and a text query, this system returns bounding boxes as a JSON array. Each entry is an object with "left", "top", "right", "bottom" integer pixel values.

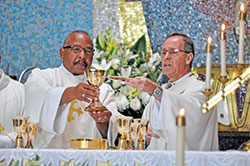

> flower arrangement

[{"left": 92, "top": 28, "right": 162, "bottom": 118}]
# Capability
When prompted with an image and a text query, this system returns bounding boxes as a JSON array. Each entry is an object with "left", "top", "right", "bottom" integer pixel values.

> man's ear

[
  {"left": 186, "top": 53, "right": 193, "bottom": 65},
  {"left": 59, "top": 48, "right": 64, "bottom": 60}
]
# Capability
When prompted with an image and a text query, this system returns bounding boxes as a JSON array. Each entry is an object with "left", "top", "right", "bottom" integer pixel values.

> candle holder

[
  {"left": 134, "top": 119, "right": 148, "bottom": 150},
  {"left": 218, "top": 75, "right": 229, "bottom": 89},
  {"left": 116, "top": 116, "right": 132, "bottom": 150},
  {"left": 202, "top": 89, "right": 213, "bottom": 114},
  {"left": 25, "top": 122, "right": 38, "bottom": 149},
  {"left": 12, "top": 116, "right": 28, "bottom": 148}
]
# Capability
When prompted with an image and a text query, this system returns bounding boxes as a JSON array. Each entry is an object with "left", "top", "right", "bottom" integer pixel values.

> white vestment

[
  {"left": 143, "top": 74, "right": 218, "bottom": 151},
  {"left": 24, "top": 64, "right": 120, "bottom": 148},
  {"left": 0, "top": 69, "right": 25, "bottom": 148}
]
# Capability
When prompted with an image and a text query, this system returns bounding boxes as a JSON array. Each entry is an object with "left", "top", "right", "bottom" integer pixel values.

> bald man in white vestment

[
  {"left": 126, "top": 33, "right": 218, "bottom": 151},
  {"left": 24, "top": 30, "right": 120, "bottom": 148},
  {"left": 0, "top": 68, "right": 25, "bottom": 148}
]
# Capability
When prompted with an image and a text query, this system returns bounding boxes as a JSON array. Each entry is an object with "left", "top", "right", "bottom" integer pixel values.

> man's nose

[
  {"left": 78, "top": 49, "right": 86, "bottom": 58},
  {"left": 163, "top": 52, "right": 171, "bottom": 59}
]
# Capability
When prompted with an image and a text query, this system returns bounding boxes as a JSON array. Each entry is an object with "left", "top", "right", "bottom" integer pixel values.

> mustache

[{"left": 73, "top": 59, "right": 88, "bottom": 67}]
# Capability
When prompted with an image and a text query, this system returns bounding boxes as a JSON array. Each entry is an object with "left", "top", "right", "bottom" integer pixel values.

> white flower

[
  {"left": 139, "top": 92, "right": 151, "bottom": 105},
  {"left": 112, "top": 80, "right": 121, "bottom": 89},
  {"left": 115, "top": 95, "right": 130, "bottom": 111},
  {"left": 130, "top": 97, "right": 141, "bottom": 111},
  {"left": 112, "top": 59, "right": 120, "bottom": 70},
  {"left": 92, "top": 59, "right": 113, "bottom": 70},
  {"left": 121, "top": 66, "right": 131, "bottom": 77},
  {"left": 120, "top": 85, "right": 133, "bottom": 95},
  {"left": 148, "top": 52, "right": 161, "bottom": 68}
]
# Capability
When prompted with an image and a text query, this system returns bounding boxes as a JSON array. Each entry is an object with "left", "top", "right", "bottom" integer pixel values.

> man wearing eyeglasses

[
  {"left": 125, "top": 33, "right": 218, "bottom": 151},
  {"left": 24, "top": 30, "right": 121, "bottom": 148}
]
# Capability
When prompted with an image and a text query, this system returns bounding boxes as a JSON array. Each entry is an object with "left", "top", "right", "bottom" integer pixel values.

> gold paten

[
  {"left": 192, "top": 64, "right": 250, "bottom": 131},
  {"left": 70, "top": 138, "right": 107, "bottom": 149}
]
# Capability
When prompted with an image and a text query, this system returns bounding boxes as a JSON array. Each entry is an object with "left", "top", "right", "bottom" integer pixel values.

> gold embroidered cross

[
  {"left": 0, "top": 123, "right": 5, "bottom": 134},
  {"left": 68, "top": 100, "right": 83, "bottom": 122}
]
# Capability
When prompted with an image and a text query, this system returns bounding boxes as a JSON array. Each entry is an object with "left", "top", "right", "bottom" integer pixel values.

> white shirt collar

[{"left": 169, "top": 72, "right": 193, "bottom": 86}]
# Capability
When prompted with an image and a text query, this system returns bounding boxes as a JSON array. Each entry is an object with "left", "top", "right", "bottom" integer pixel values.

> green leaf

[
  {"left": 130, "top": 34, "right": 146, "bottom": 56},
  {"left": 96, "top": 33, "right": 106, "bottom": 51}
]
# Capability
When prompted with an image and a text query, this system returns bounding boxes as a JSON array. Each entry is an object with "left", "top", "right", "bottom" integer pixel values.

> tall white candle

[
  {"left": 220, "top": 24, "right": 227, "bottom": 76},
  {"left": 176, "top": 108, "right": 185, "bottom": 166},
  {"left": 206, "top": 37, "right": 212, "bottom": 89},
  {"left": 238, "top": 4, "right": 245, "bottom": 64}
]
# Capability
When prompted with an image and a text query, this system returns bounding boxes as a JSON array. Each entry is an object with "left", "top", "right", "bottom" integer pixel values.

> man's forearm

[{"left": 96, "top": 122, "right": 109, "bottom": 139}]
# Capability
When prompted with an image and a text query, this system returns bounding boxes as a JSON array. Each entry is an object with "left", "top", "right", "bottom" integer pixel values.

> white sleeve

[
  {"left": 0, "top": 132, "right": 16, "bottom": 148},
  {"left": 39, "top": 87, "right": 68, "bottom": 135}
]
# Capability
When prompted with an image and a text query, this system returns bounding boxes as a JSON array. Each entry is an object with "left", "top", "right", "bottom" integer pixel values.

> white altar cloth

[{"left": 0, "top": 149, "right": 250, "bottom": 166}]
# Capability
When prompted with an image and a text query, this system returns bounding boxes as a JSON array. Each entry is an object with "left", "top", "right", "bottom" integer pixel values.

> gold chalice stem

[
  {"left": 118, "top": 133, "right": 127, "bottom": 150},
  {"left": 136, "top": 132, "right": 145, "bottom": 150},
  {"left": 15, "top": 132, "right": 24, "bottom": 148},
  {"left": 127, "top": 132, "right": 134, "bottom": 150}
]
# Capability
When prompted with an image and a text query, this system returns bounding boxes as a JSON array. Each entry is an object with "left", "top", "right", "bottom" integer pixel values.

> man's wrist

[{"left": 152, "top": 86, "right": 162, "bottom": 97}]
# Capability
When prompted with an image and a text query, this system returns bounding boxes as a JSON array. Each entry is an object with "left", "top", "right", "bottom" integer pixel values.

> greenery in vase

[{"left": 92, "top": 28, "right": 162, "bottom": 118}]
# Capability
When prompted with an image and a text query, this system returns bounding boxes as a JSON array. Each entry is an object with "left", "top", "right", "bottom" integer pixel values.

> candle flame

[
  {"left": 240, "top": 4, "right": 245, "bottom": 12},
  {"left": 179, "top": 108, "right": 185, "bottom": 116},
  {"left": 208, "top": 37, "right": 212, "bottom": 44},
  {"left": 221, "top": 24, "right": 226, "bottom": 31}
]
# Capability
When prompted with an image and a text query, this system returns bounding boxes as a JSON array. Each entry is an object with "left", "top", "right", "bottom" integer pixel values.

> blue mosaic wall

[
  {"left": 0, "top": 0, "right": 93, "bottom": 78},
  {"left": 142, "top": 0, "right": 250, "bottom": 67}
]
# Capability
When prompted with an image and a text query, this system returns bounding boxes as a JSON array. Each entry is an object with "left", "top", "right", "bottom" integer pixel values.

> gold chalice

[
  {"left": 25, "top": 122, "right": 38, "bottom": 149},
  {"left": 12, "top": 116, "right": 28, "bottom": 148},
  {"left": 128, "top": 121, "right": 140, "bottom": 150},
  {"left": 85, "top": 69, "right": 107, "bottom": 112},
  {"left": 116, "top": 116, "right": 133, "bottom": 150},
  {"left": 134, "top": 119, "right": 149, "bottom": 150}
]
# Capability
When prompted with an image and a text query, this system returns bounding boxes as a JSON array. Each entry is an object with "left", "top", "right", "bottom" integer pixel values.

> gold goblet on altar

[
  {"left": 134, "top": 119, "right": 149, "bottom": 150},
  {"left": 84, "top": 69, "right": 107, "bottom": 112},
  {"left": 25, "top": 122, "right": 38, "bottom": 149},
  {"left": 117, "top": 116, "right": 133, "bottom": 150},
  {"left": 12, "top": 116, "right": 28, "bottom": 148}
]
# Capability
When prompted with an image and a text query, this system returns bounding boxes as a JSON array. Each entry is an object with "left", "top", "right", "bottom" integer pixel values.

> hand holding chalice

[{"left": 84, "top": 69, "right": 107, "bottom": 112}]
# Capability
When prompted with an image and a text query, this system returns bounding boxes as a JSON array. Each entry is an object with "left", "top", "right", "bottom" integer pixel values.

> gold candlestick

[
  {"left": 202, "top": 89, "right": 213, "bottom": 114},
  {"left": 218, "top": 76, "right": 229, "bottom": 89}
]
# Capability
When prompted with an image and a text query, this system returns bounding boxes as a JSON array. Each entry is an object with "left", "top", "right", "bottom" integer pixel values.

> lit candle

[
  {"left": 176, "top": 108, "right": 186, "bottom": 166},
  {"left": 206, "top": 37, "right": 212, "bottom": 89},
  {"left": 238, "top": 3, "right": 246, "bottom": 64},
  {"left": 220, "top": 24, "right": 227, "bottom": 76}
]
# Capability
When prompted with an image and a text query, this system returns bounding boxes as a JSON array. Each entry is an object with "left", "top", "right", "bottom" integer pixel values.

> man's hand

[
  {"left": 125, "top": 77, "right": 158, "bottom": 95},
  {"left": 60, "top": 82, "right": 98, "bottom": 106},
  {"left": 146, "top": 126, "right": 160, "bottom": 146},
  {"left": 88, "top": 108, "right": 112, "bottom": 139}
]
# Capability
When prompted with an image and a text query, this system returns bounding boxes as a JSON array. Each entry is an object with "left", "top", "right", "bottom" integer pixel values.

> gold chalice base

[{"left": 70, "top": 138, "right": 107, "bottom": 149}]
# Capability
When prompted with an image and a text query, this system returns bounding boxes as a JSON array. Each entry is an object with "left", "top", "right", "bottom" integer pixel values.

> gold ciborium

[
  {"left": 117, "top": 116, "right": 132, "bottom": 150},
  {"left": 85, "top": 69, "right": 107, "bottom": 112},
  {"left": 25, "top": 122, "right": 38, "bottom": 149},
  {"left": 134, "top": 119, "right": 149, "bottom": 150},
  {"left": 12, "top": 116, "right": 28, "bottom": 148}
]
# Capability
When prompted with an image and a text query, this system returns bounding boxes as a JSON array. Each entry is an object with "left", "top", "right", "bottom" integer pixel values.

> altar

[{"left": 0, "top": 149, "right": 250, "bottom": 166}]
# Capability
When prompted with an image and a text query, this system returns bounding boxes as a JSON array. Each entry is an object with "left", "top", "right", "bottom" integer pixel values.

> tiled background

[{"left": 0, "top": 0, "right": 249, "bottom": 79}]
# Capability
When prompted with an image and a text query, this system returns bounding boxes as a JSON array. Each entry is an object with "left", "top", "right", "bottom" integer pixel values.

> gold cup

[
  {"left": 128, "top": 121, "right": 140, "bottom": 150},
  {"left": 13, "top": 116, "right": 28, "bottom": 148},
  {"left": 25, "top": 122, "right": 38, "bottom": 149},
  {"left": 134, "top": 119, "right": 149, "bottom": 150},
  {"left": 117, "top": 116, "right": 132, "bottom": 150},
  {"left": 85, "top": 69, "right": 107, "bottom": 112}
]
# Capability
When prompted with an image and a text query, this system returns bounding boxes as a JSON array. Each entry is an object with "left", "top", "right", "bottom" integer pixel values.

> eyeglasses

[
  {"left": 161, "top": 48, "right": 190, "bottom": 57},
  {"left": 63, "top": 45, "right": 95, "bottom": 55}
]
